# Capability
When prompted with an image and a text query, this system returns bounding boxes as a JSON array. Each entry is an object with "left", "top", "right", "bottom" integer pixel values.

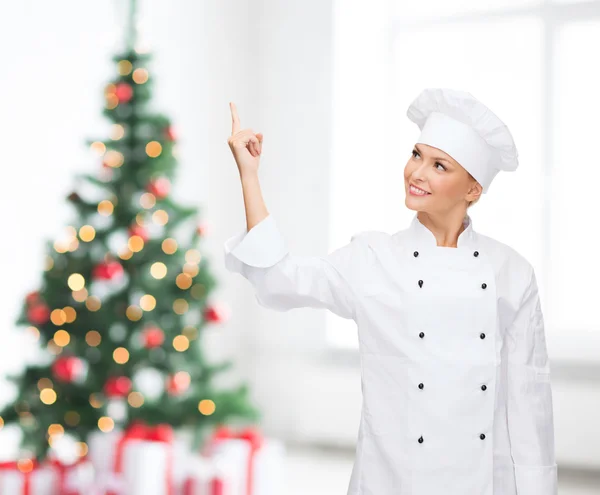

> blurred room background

[{"left": 0, "top": 0, "right": 598, "bottom": 493}]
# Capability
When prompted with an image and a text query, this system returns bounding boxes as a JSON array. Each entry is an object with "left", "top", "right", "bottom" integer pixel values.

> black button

[
  {"left": 480, "top": 433, "right": 486, "bottom": 440},
  {"left": 418, "top": 280, "right": 423, "bottom": 288},
  {"left": 414, "top": 251, "right": 419, "bottom": 257},
  {"left": 480, "top": 333, "right": 486, "bottom": 339},
  {"left": 481, "top": 384, "right": 487, "bottom": 391},
  {"left": 473, "top": 251, "right": 479, "bottom": 257},
  {"left": 418, "top": 383, "right": 424, "bottom": 389},
  {"left": 418, "top": 436, "right": 424, "bottom": 443},
  {"left": 419, "top": 332, "right": 425, "bottom": 338},
  {"left": 481, "top": 283, "right": 487, "bottom": 289}
]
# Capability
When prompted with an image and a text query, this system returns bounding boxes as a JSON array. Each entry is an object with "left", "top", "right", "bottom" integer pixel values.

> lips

[{"left": 409, "top": 184, "right": 431, "bottom": 195}]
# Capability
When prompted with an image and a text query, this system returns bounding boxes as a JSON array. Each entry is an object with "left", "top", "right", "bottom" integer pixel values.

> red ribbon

[
  {"left": 0, "top": 459, "right": 40, "bottom": 495},
  {"left": 107, "top": 420, "right": 174, "bottom": 495},
  {"left": 47, "top": 456, "right": 89, "bottom": 495},
  {"left": 205, "top": 425, "right": 263, "bottom": 495}
]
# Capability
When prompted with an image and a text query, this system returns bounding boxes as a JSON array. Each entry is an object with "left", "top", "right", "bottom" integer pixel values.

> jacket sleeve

[
  {"left": 505, "top": 265, "right": 557, "bottom": 494},
  {"left": 223, "top": 213, "right": 368, "bottom": 320}
]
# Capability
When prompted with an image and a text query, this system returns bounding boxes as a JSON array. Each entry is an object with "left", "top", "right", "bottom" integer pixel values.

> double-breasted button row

[
  {"left": 416, "top": 382, "right": 486, "bottom": 392},
  {"left": 417, "top": 433, "right": 487, "bottom": 443},
  {"left": 413, "top": 250, "right": 480, "bottom": 257}
]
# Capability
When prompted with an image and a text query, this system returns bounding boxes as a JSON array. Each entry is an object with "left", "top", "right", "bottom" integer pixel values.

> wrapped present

[
  {"left": 89, "top": 421, "right": 175, "bottom": 495},
  {"left": 200, "top": 426, "right": 285, "bottom": 495},
  {"left": 180, "top": 454, "right": 235, "bottom": 495},
  {"left": 0, "top": 459, "right": 54, "bottom": 495}
]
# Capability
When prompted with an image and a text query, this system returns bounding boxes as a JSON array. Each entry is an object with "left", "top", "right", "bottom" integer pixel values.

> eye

[{"left": 412, "top": 150, "right": 447, "bottom": 171}]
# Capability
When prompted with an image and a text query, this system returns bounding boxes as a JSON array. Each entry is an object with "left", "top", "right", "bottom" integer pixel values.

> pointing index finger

[{"left": 230, "top": 102, "right": 240, "bottom": 135}]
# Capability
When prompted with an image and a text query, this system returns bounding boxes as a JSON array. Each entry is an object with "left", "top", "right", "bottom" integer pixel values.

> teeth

[{"left": 410, "top": 185, "right": 430, "bottom": 195}]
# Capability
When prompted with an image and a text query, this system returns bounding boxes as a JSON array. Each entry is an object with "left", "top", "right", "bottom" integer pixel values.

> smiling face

[{"left": 404, "top": 143, "right": 482, "bottom": 213}]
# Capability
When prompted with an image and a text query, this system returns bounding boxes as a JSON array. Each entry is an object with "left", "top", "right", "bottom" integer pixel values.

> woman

[{"left": 223, "top": 88, "right": 557, "bottom": 495}]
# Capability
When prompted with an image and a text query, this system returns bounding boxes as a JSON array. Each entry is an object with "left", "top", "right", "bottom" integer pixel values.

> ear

[{"left": 467, "top": 180, "right": 483, "bottom": 201}]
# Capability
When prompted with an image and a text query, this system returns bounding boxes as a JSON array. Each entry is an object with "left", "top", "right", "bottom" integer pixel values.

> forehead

[{"left": 414, "top": 143, "right": 458, "bottom": 165}]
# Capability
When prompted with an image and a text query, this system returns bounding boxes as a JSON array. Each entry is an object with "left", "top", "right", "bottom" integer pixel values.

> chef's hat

[{"left": 406, "top": 88, "right": 519, "bottom": 194}]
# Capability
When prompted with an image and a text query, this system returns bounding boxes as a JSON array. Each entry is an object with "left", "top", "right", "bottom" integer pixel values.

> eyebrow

[{"left": 414, "top": 144, "right": 453, "bottom": 164}]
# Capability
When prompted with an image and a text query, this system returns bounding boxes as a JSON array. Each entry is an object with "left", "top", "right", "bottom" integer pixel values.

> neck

[{"left": 417, "top": 210, "right": 467, "bottom": 248}]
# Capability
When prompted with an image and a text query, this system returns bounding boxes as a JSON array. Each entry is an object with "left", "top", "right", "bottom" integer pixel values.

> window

[{"left": 329, "top": 0, "right": 600, "bottom": 349}]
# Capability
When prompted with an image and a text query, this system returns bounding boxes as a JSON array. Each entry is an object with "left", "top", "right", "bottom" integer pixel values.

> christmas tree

[{"left": 0, "top": 0, "right": 260, "bottom": 460}]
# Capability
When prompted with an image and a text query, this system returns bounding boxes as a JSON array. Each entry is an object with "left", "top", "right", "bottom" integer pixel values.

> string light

[
  {"left": 72, "top": 288, "right": 88, "bottom": 302},
  {"left": 198, "top": 399, "right": 215, "bottom": 416},
  {"left": 37, "top": 378, "right": 53, "bottom": 391},
  {"left": 79, "top": 225, "right": 96, "bottom": 242},
  {"left": 63, "top": 306, "right": 77, "bottom": 323},
  {"left": 85, "top": 296, "right": 102, "bottom": 312},
  {"left": 50, "top": 309, "right": 67, "bottom": 326},
  {"left": 128, "top": 391, "right": 144, "bottom": 408},
  {"left": 140, "top": 193, "right": 156, "bottom": 209},
  {"left": 162, "top": 238, "right": 177, "bottom": 254},
  {"left": 146, "top": 141, "right": 162, "bottom": 158},
  {"left": 113, "top": 347, "right": 130, "bottom": 364},
  {"left": 152, "top": 209, "right": 168, "bottom": 225},
  {"left": 68, "top": 274, "right": 85, "bottom": 291},
  {"left": 90, "top": 141, "right": 107, "bottom": 155},
  {"left": 85, "top": 330, "right": 101, "bottom": 347},
  {"left": 77, "top": 442, "right": 88, "bottom": 457},
  {"left": 140, "top": 294, "right": 156, "bottom": 311},
  {"left": 98, "top": 200, "right": 114, "bottom": 216},
  {"left": 126, "top": 305, "right": 143, "bottom": 321},
  {"left": 185, "top": 249, "right": 202, "bottom": 264},
  {"left": 173, "top": 335, "right": 189, "bottom": 352},
  {"left": 25, "top": 326, "right": 40, "bottom": 340},
  {"left": 98, "top": 417, "right": 114, "bottom": 432},
  {"left": 65, "top": 411, "right": 80, "bottom": 427},
  {"left": 53, "top": 330, "right": 70, "bottom": 347},
  {"left": 132, "top": 68, "right": 149, "bottom": 84},
  {"left": 150, "top": 262, "right": 167, "bottom": 279},
  {"left": 40, "top": 388, "right": 57, "bottom": 405},
  {"left": 183, "top": 263, "right": 199, "bottom": 277},
  {"left": 173, "top": 299, "right": 188, "bottom": 315},
  {"left": 176, "top": 273, "right": 192, "bottom": 290},
  {"left": 89, "top": 394, "right": 103, "bottom": 408},
  {"left": 190, "top": 284, "right": 206, "bottom": 300},
  {"left": 117, "top": 60, "right": 133, "bottom": 76},
  {"left": 44, "top": 255, "right": 54, "bottom": 271},
  {"left": 104, "top": 150, "right": 125, "bottom": 168},
  {"left": 128, "top": 235, "right": 144, "bottom": 252},
  {"left": 110, "top": 124, "right": 126, "bottom": 140}
]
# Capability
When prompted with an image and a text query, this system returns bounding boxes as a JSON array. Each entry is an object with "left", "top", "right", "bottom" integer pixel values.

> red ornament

[
  {"left": 164, "top": 126, "right": 176, "bottom": 142},
  {"left": 25, "top": 291, "right": 40, "bottom": 305},
  {"left": 203, "top": 303, "right": 226, "bottom": 323},
  {"left": 92, "top": 260, "right": 124, "bottom": 280},
  {"left": 196, "top": 222, "right": 208, "bottom": 237},
  {"left": 146, "top": 177, "right": 171, "bottom": 199},
  {"left": 104, "top": 376, "right": 132, "bottom": 398},
  {"left": 115, "top": 83, "right": 133, "bottom": 103},
  {"left": 27, "top": 303, "right": 50, "bottom": 325},
  {"left": 128, "top": 224, "right": 149, "bottom": 242},
  {"left": 52, "top": 356, "right": 84, "bottom": 383},
  {"left": 142, "top": 326, "right": 164, "bottom": 348},
  {"left": 166, "top": 372, "right": 190, "bottom": 396}
]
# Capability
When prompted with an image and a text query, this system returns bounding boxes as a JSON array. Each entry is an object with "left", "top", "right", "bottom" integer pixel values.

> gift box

[
  {"left": 199, "top": 426, "right": 285, "bottom": 495},
  {"left": 0, "top": 457, "right": 94, "bottom": 495},
  {"left": 88, "top": 421, "right": 177, "bottom": 495},
  {"left": 179, "top": 454, "right": 236, "bottom": 495}
]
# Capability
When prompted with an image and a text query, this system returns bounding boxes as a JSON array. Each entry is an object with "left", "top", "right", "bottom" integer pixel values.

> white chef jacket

[{"left": 224, "top": 212, "right": 557, "bottom": 495}]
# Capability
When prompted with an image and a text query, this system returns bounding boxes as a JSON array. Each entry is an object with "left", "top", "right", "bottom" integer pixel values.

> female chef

[{"left": 224, "top": 88, "right": 557, "bottom": 495}]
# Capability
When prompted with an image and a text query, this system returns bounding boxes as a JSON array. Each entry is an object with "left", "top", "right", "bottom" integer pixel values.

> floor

[{"left": 284, "top": 444, "right": 600, "bottom": 495}]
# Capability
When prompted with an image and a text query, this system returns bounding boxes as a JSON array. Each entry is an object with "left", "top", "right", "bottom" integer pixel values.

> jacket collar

[{"left": 407, "top": 211, "right": 475, "bottom": 249}]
